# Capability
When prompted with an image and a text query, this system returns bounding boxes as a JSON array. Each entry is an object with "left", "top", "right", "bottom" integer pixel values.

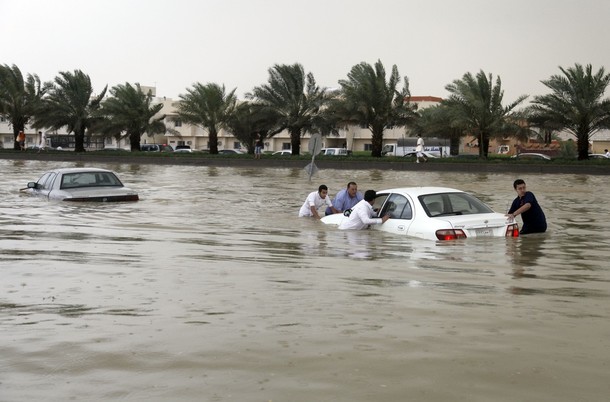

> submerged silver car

[{"left": 24, "top": 168, "right": 139, "bottom": 202}]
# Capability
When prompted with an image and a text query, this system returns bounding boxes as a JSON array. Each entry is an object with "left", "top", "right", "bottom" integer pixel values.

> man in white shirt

[
  {"left": 299, "top": 185, "right": 339, "bottom": 219},
  {"left": 38, "top": 131, "right": 46, "bottom": 153},
  {"left": 604, "top": 149, "right": 610, "bottom": 157},
  {"left": 416, "top": 134, "right": 427, "bottom": 163},
  {"left": 339, "top": 190, "right": 390, "bottom": 230}
]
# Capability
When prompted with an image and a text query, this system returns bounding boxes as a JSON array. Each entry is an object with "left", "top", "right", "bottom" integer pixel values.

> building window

[
  {"left": 174, "top": 119, "right": 182, "bottom": 127},
  {"left": 282, "top": 143, "right": 291, "bottom": 150},
  {"left": 233, "top": 142, "right": 241, "bottom": 149},
  {"left": 364, "top": 143, "right": 372, "bottom": 151}
]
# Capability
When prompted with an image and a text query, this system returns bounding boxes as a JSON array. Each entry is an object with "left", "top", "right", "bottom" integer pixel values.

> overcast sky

[{"left": 2, "top": 0, "right": 609, "bottom": 104}]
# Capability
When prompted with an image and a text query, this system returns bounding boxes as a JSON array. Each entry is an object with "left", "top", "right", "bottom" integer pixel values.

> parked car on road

[
  {"left": 321, "top": 186, "right": 519, "bottom": 241},
  {"left": 588, "top": 154, "right": 609, "bottom": 159},
  {"left": 93, "top": 147, "right": 130, "bottom": 152},
  {"left": 219, "top": 149, "right": 245, "bottom": 154},
  {"left": 272, "top": 150, "right": 294, "bottom": 156},
  {"left": 23, "top": 168, "right": 139, "bottom": 202},
  {"left": 403, "top": 151, "right": 438, "bottom": 159},
  {"left": 511, "top": 153, "right": 552, "bottom": 161},
  {"left": 140, "top": 144, "right": 173, "bottom": 152}
]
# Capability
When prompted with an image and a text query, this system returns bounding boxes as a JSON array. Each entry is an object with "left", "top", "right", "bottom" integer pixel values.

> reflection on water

[{"left": 1, "top": 160, "right": 609, "bottom": 401}]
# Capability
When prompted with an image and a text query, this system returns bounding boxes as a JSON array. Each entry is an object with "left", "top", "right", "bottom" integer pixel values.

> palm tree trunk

[
  {"left": 74, "top": 128, "right": 86, "bottom": 152},
  {"left": 370, "top": 124, "right": 384, "bottom": 157},
  {"left": 209, "top": 127, "right": 219, "bottom": 154},
  {"left": 480, "top": 132, "right": 490, "bottom": 158},
  {"left": 289, "top": 127, "right": 301, "bottom": 155},
  {"left": 130, "top": 132, "right": 141, "bottom": 151},
  {"left": 577, "top": 133, "right": 590, "bottom": 160}
]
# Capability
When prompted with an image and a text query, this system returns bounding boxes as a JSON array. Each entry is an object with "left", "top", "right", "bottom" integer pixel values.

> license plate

[{"left": 475, "top": 228, "right": 494, "bottom": 237}]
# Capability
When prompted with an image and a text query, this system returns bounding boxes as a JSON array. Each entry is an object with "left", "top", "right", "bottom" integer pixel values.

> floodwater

[{"left": 1, "top": 159, "right": 609, "bottom": 402}]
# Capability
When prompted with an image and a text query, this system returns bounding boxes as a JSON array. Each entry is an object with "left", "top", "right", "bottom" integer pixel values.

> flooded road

[{"left": 1, "top": 159, "right": 609, "bottom": 401}]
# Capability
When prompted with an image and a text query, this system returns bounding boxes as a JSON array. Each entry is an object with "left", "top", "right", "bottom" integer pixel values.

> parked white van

[{"left": 320, "top": 148, "right": 348, "bottom": 156}]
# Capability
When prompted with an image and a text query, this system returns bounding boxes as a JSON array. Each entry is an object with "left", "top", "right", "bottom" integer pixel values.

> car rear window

[
  {"left": 419, "top": 192, "right": 493, "bottom": 217},
  {"left": 60, "top": 172, "right": 123, "bottom": 189}
]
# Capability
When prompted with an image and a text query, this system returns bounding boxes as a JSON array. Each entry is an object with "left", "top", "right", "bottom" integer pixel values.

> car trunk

[
  {"left": 62, "top": 187, "right": 139, "bottom": 202},
  {"left": 436, "top": 213, "right": 510, "bottom": 237}
]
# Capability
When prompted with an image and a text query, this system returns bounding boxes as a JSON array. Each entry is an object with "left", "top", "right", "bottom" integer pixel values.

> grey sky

[{"left": 2, "top": 0, "right": 609, "bottom": 104}]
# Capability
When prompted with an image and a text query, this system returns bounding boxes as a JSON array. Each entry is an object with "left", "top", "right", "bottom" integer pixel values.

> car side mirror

[{"left": 27, "top": 182, "right": 38, "bottom": 189}]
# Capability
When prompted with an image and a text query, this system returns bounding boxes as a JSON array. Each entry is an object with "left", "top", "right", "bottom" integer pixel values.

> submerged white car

[
  {"left": 321, "top": 187, "right": 519, "bottom": 241},
  {"left": 24, "top": 168, "right": 139, "bottom": 202}
]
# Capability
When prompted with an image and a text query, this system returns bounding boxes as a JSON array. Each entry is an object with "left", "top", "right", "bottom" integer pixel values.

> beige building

[{"left": 155, "top": 94, "right": 444, "bottom": 153}]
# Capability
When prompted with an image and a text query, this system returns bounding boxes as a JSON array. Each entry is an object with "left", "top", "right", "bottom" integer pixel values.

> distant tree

[
  {"left": 444, "top": 70, "right": 527, "bottom": 158},
  {"left": 176, "top": 83, "right": 237, "bottom": 154},
  {"left": 334, "top": 60, "right": 418, "bottom": 157},
  {"left": 225, "top": 102, "right": 279, "bottom": 154},
  {"left": 32, "top": 70, "right": 107, "bottom": 152},
  {"left": 528, "top": 63, "right": 610, "bottom": 160},
  {"left": 97, "top": 83, "right": 166, "bottom": 151},
  {"left": 0, "top": 64, "right": 48, "bottom": 149},
  {"left": 248, "top": 63, "right": 327, "bottom": 155}
]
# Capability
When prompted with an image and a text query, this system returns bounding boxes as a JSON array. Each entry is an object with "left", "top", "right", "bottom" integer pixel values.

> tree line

[{"left": 1, "top": 61, "right": 610, "bottom": 159}]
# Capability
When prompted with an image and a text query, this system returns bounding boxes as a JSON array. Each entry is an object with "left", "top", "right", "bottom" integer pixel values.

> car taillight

[
  {"left": 506, "top": 224, "right": 519, "bottom": 237},
  {"left": 435, "top": 229, "right": 467, "bottom": 240}
]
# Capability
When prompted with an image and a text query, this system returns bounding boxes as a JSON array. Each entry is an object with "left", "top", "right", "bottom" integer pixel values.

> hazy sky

[{"left": 2, "top": 0, "right": 609, "bottom": 104}]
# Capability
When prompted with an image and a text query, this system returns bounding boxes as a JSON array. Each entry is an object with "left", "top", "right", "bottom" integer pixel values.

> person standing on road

[
  {"left": 17, "top": 130, "right": 26, "bottom": 151},
  {"left": 507, "top": 179, "right": 547, "bottom": 235},
  {"left": 254, "top": 135, "right": 264, "bottom": 159},
  {"left": 415, "top": 134, "right": 427, "bottom": 163},
  {"left": 38, "top": 131, "right": 46, "bottom": 153},
  {"left": 339, "top": 190, "right": 390, "bottom": 230},
  {"left": 299, "top": 185, "right": 340, "bottom": 219}
]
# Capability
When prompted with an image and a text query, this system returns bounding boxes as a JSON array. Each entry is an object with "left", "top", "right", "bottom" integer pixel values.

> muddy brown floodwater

[{"left": 1, "top": 159, "right": 609, "bottom": 402}]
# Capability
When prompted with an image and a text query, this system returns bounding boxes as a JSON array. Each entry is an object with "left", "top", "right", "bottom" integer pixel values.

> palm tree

[
  {"left": 528, "top": 63, "right": 610, "bottom": 160},
  {"left": 97, "top": 83, "right": 166, "bottom": 151},
  {"left": 248, "top": 63, "right": 327, "bottom": 156},
  {"left": 176, "top": 83, "right": 237, "bottom": 154},
  {"left": 334, "top": 60, "right": 417, "bottom": 157},
  {"left": 225, "top": 102, "right": 279, "bottom": 154},
  {"left": 444, "top": 70, "right": 527, "bottom": 158},
  {"left": 32, "top": 70, "right": 107, "bottom": 152},
  {"left": 0, "top": 64, "right": 48, "bottom": 149}
]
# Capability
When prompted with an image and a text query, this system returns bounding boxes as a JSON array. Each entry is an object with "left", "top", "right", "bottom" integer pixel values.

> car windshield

[
  {"left": 60, "top": 172, "right": 123, "bottom": 189},
  {"left": 419, "top": 192, "right": 494, "bottom": 217}
]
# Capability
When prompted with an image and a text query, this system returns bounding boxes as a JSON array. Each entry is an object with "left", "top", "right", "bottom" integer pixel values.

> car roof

[
  {"left": 378, "top": 187, "right": 463, "bottom": 197},
  {"left": 516, "top": 152, "right": 550, "bottom": 157},
  {"left": 47, "top": 167, "right": 114, "bottom": 174}
]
